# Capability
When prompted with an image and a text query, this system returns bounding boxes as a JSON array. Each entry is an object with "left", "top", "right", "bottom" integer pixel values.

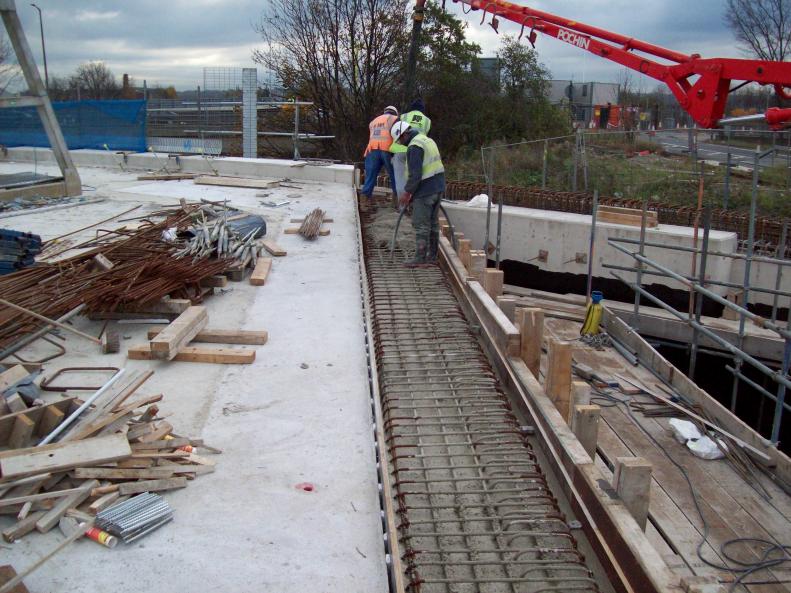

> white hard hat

[
  {"left": 391, "top": 120, "right": 412, "bottom": 141},
  {"left": 384, "top": 105, "right": 398, "bottom": 116}
]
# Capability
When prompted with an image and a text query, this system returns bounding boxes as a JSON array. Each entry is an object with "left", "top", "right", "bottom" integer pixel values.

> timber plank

[
  {"left": 150, "top": 305, "right": 208, "bottom": 360},
  {"left": 8, "top": 415, "right": 34, "bottom": 449},
  {"left": 117, "top": 477, "right": 188, "bottom": 496},
  {"left": 601, "top": 400, "right": 791, "bottom": 591},
  {"left": 283, "top": 227, "right": 330, "bottom": 236},
  {"left": 73, "top": 467, "right": 175, "bottom": 480},
  {"left": 595, "top": 416, "right": 726, "bottom": 576},
  {"left": 2, "top": 511, "right": 45, "bottom": 543},
  {"left": 250, "top": 257, "right": 272, "bottom": 286},
  {"left": 36, "top": 479, "right": 99, "bottom": 533},
  {"left": 261, "top": 239, "right": 286, "bottom": 256},
  {"left": 0, "top": 366, "right": 29, "bottom": 393},
  {"left": 128, "top": 343, "right": 255, "bottom": 364},
  {"left": 0, "top": 565, "right": 30, "bottom": 593},
  {"left": 0, "top": 399, "right": 74, "bottom": 447},
  {"left": 0, "top": 434, "right": 132, "bottom": 479},
  {"left": 194, "top": 175, "right": 280, "bottom": 189},
  {"left": 147, "top": 328, "right": 267, "bottom": 345},
  {"left": 4, "top": 394, "right": 25, "bottom": 414}
]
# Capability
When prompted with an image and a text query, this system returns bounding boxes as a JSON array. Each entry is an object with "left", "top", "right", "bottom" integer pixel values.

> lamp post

[{"left": 30, "top": 3, "right": 48, "bottom": 93}]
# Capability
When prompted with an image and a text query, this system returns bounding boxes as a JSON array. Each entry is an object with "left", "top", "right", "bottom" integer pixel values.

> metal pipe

[
  {"left": 731, "top": 148, "right": 761, "bottom": 411},
  {"left": 689, "top": 205, "right": 711, "bottom": 381},
  {"left": 772, "top": 339, "right": 790, "bottom": 442},
  {"left": 724, "top": 365, "right": 791, "bottom": 415},
  {"left": 0, "top": 298, "right": 100, "bottom": 344},
  {"left": 771, "top": 221, "right": 787, "bottom": 324},
  {"left": 484, "top": 149, "right": 493, "bottom": 253},
  {"left": 608, "top": 242, "right": 791, "bottom": 341},
  {"left": 610, "top": 271, "right": 791, "bottom": 392},
  {"left": 495, "top": 189, "right": 503, "bottom": 269},
  {"left": 632, "top": 197, "right": 649, "bottom": 330},
  {"left": 38, "top": 369, "right": 125, "bottom": 445},
  {"left": 607, "top": 238, "right": 791, "bottom": 267},
  {"left": 723, "top": 129, "right": 731, "bottom": 209},
  {"left": 0, "top": 304, "right": 84, "bottom": 361},
  {"left": 293, "top": 102, "right": 301, "bottom": 160},
  {"left": 541, "top": 140, "right": 548, "bottom": 189},
  {"left": 585, "top": 190, "right": 598, "bottom": 303}
]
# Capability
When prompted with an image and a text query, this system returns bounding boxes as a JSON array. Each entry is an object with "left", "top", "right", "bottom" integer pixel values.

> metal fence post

[
  {"left": 730, "top": 148, "right": 761, "bottom": 412},
  {"left": 771, "top": 221, "right": 788, "bottom": 325},
  {"left": 542, "top": 139, "right": 548, "bottom": 189},
  {"left": 485, "top": 148, "right": 494, "bottom": 253},
  {"left": 241, "top": 68, "right": 257, "bottom": 159},
  {"left": 293, "top": 102, "right": 301, "bottom": 160},
  {"left": 632, "top": 197, "right": 649, "bottom": 330},
  {"left": 572, "top": 129, "right": 580, "bottom": 192},
  {"left": 689, "top": 205, "right": 711, "bottom": 381},
  {"left": 772, "top": 339, "right": 790, "bottom": 443},
  {"left": 586, "top": 190, "right": 599, "bottom": 303}
]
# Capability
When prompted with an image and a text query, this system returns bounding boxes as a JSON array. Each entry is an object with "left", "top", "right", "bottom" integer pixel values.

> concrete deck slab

[{"left": 0, "top": 160, "right": 386, "bottom": 593}]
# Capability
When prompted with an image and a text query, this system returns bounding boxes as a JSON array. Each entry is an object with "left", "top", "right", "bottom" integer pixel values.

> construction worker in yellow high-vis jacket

[{"left": 390, "top": 120, "right": 445, "bottom": 269}]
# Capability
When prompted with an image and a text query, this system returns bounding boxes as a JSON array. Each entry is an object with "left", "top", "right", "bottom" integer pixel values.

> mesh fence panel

[{"left": 0, "top": 99, "right": 146, "bottom": 151}]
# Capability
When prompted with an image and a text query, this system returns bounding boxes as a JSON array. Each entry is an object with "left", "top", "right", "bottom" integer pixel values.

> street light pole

[{"left": 30, "top": 3, "right": 48, "bottom": 93}]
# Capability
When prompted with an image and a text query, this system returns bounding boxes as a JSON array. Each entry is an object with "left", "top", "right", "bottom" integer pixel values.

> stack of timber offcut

[{"left": 0, "top": 368, "right": 218, "bottom": 586}]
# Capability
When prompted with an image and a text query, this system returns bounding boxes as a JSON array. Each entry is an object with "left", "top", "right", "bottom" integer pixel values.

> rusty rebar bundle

[
  {"left": 298, "top": 208, "right": 325, "bottom": 240},
  {"left": 0, "top": 205, "right": 238, "bottom": 351}
]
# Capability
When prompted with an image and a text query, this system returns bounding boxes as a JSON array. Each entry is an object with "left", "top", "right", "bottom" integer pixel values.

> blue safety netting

[{"left": 0, "top": 99, "right": 146, "bottom": 152}]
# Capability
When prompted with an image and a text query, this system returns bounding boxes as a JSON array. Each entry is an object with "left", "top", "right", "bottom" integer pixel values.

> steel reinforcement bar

[{"left": 361, "top": 203, "right": 600, "bottom": 593}]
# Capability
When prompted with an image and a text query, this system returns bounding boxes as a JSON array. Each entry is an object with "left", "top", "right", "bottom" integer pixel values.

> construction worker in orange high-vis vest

[{"left": 360, "top": 106, "right": 399, "bottom": 205}]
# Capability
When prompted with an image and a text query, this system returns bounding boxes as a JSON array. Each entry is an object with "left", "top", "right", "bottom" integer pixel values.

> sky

[{"left": 4, "top": 0, "right": 739, "bottom": 92}]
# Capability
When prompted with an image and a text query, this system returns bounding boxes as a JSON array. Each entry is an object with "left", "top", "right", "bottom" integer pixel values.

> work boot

[
  {"left": 426, "top": 232, "right": 439, "bottom": 264},
  {"left": 391, "top": 193, "right": 399, "bottom": 211},
  {"left": 358, "top": 196, "right": 370, "bottom": 212},
  {"left": 404, "top": 240, "right": 429, "bottom": 268}
]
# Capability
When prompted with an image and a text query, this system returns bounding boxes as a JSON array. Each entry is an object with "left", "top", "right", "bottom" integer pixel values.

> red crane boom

[{"left": 451, "top": 0, "right": 791, "bottom": 128}]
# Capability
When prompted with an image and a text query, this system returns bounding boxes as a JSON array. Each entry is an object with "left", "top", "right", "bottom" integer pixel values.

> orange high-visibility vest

[{"left": 365, "top": 113, "right": 397, "bottom": 155}]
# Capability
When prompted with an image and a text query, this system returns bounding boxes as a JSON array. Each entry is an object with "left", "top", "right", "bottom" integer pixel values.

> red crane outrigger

[{"left": 447, "top": 0, "right": 791, "bottom": 128}]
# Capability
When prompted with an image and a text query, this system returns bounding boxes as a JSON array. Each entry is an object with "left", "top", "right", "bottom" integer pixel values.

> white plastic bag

[
  {"left": 668, "top": 418, "right": 701, "bottom": 443},
  {"left": 467, "top": 194, "right": 491, "bottom": 208},
  {"left": 687, "top": 436, "right": 726, "bottom": 460},
  {"left": 161, "top": 227, "right": 177, "bottom": 242}
]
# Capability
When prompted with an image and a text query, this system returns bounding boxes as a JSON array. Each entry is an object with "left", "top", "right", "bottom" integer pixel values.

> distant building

[
  {"left": 476, "top": 57, "right": 500, "bottom": 86},
  {"left": 547, "top": 80, "right": 620, "bottom": 127}
]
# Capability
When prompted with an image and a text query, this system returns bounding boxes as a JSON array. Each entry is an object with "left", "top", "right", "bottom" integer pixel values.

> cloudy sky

[{"left": 7, "top": 0, "right": 739, "bottom": 91}]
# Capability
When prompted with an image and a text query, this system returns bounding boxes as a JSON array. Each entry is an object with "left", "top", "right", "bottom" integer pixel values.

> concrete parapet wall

[
  {"left": 1, "top": 147, "right": 354, "bottom": 186},
  {"left": 443, "top": 201, "right": 737, "bottom": 298}
]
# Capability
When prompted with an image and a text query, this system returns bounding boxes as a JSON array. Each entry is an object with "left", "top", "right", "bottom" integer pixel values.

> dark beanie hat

[{"left": 409, "top": 97, "right": 426, "bottom": 112}]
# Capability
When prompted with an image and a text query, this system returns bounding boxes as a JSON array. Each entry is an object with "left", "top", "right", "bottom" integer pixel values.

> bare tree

[
  {"left": 253, "top": 0, "right": 409, "bottom": 160},
  {"left": 724, "top": 0, "right": 791, "bottom": 61},
  {"left": 71, "top": 61, "right": 119, "bottom": 100},
  {"left": 0, "top": 31, "right": 20, "bottom": 95}
]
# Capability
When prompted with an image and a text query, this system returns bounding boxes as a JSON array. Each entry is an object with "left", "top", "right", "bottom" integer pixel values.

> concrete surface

[{"left": 0, "top": 160, "right": 387, "bottom": 593}]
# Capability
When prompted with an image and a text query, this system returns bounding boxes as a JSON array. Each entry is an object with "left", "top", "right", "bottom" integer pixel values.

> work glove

[{"left": 398, "top": 192, "right": 412, "bottom": 210}]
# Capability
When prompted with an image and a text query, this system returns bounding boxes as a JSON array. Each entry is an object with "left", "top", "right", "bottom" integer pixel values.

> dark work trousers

[
  {"left": 361, "top": 149, "right": 396, "bottom": 198},
  {"left": 411, "top": 191, "right": 441, "bottom": 262}
]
